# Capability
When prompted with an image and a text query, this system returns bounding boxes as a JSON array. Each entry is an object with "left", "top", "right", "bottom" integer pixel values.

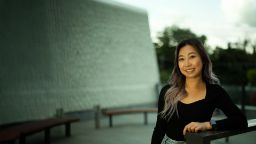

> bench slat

[
  {"left": 103, "top": 108, "right": 157, "bottom": 115},
  {"left": 0, "top": 117, "right": 79, "bottom": 144},
  {"left": 0, "top": 130, "right": 19, "bottom": 143},
  {"left": 100, "top": 107, "right": 157, "bottom": 128}
]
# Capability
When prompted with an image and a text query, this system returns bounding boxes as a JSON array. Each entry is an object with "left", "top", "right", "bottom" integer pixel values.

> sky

[{"left": 111, "top": 0, "right": 256, "bottom": 52}]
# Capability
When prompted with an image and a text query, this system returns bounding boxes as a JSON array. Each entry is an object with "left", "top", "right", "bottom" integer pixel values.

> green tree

[
  {"left": 211, "top": 42, "right": 256, "bottom": 85},
  {"left": 211, "top": 47, "right": 248, "bottom": 85}
]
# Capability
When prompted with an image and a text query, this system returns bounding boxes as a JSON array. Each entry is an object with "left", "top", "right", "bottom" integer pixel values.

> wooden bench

[
  {"left": 0, "top": 117, "right": 80, "bottom": 144},
  {"left": 94, "top": 105, "right": 157, "bottom": 128},
  {"left": 185, "top": 119, "right": 256, "bottom": 144}
]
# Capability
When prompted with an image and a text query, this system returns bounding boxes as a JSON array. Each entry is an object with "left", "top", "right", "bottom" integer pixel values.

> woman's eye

[
  {"left": 178, "top": 58, "right": 184, "bottom": 61},
  {"left": 190, "top": 55, "right": 196, "bottom": 58}
]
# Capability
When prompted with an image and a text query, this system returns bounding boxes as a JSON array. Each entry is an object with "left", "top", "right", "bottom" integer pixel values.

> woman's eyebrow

[
  {"left": 188, "top": 52, "right": 197, "bottom": 55},
  {"left": 179, "top": 52, "right": 197, "bottom": 57}
]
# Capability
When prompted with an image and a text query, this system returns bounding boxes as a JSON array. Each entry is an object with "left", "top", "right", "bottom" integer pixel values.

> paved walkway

[{"left": 24, "top": 112, "right": 255, "bottom": 144}]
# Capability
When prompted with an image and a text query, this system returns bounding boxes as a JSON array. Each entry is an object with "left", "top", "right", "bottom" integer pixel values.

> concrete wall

[{"left": 0, "top": 0, "right": 159, "bottom": 124}]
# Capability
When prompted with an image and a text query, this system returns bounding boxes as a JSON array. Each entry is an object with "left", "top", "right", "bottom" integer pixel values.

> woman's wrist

[
  {"left": 210, "top": 120, "right": 217, "bottom": 130},
  {"left": 205, "top": 121, "right": 212, "bottom": 130}
]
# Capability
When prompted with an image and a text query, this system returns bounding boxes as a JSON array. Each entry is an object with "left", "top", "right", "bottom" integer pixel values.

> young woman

[{"left": 151, "top": 38, "right": 248, "bottom": 144}]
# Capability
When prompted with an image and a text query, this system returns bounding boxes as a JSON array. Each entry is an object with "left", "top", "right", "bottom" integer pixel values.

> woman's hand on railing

[{"left": 183, "top": 122, "right": 212, "bottom": 135}]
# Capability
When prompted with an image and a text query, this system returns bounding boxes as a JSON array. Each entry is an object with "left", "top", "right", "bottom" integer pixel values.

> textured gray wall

[{"left": 0, "top": 0, "right": 159, "bottom": 124}]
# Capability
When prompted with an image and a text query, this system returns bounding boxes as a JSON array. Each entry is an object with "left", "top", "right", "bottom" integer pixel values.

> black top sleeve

[
  {"left": 214, "top": 85, "right": 248, "bottom": 130},
  {"left": 151, "top": 85, "right": 170, "bottom": 144}
]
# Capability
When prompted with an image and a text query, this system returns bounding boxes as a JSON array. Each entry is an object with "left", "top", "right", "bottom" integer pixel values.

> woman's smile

[{"left": 184, "top": 68, "right": 195, "bottom": 73}]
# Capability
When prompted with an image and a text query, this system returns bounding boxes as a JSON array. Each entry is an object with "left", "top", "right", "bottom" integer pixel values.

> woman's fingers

[
  {"left": 183, "top": 122, "right": 203, "bottom": 135},
  {"left": 194, "top": 127, "right": 201, "bottom": 132},
  {"left": 183, "top": 123, "right": 194, "bottom": 135},
  {"left": 183, "top": 125, "right": 188, "bottom": 135}
]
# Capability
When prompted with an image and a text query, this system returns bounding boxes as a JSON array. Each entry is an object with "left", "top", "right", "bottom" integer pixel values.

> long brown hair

[{"left": 160, "top": 38, "right": 219, "bottom": 119}]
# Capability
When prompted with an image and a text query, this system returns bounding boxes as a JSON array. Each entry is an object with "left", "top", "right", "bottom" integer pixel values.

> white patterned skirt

[{"left": 161, "top": 135, "right": 186, "bottom": 144}]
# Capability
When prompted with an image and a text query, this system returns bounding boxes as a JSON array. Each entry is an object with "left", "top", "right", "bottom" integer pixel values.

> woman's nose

[{"left": 185, "top": 59, "right": 191, "bottom": 66}]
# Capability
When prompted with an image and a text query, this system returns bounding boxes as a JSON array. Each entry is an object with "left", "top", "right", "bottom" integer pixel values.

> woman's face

[{"left": 178, "top": 44, "right": 203, "bottom": 79}]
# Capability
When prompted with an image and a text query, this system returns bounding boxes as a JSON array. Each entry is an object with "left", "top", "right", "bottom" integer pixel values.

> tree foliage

[{"left": 211, "top": 44, "right": 256, "bottom": 85}]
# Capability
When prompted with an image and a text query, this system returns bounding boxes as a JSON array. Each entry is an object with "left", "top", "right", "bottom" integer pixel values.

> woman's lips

[{"left": 184, "top": 68, "right": 195, "bottom": 73}]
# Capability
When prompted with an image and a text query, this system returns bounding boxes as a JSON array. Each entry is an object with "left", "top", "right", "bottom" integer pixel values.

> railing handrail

[{"left": 185, "top": 119, "right": 256, "bottom": 144}]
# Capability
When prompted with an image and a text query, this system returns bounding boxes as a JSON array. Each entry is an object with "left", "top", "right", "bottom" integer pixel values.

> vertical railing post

[
  {"left": 94, "top": 105, "right": 101, "bottom": 129},
  {"left": 241, "top": 65, "right": 248, "bottom": 114},
  {"left": 225, "top": 137, "right": 229, "bottom": 142}
]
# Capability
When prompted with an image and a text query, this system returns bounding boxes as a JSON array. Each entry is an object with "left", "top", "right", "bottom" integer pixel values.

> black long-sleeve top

[{"left": 151, "top": 83, "right": 248, "bottom": 143}]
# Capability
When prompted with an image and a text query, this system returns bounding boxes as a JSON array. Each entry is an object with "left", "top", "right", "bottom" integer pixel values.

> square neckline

[{"left": 178, "top": 83, "right": 208, "bottom": 105}]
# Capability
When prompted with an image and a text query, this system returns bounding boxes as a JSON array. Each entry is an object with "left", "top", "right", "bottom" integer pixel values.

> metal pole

[{"left": 94, "top": 105, "right": 101, "bottom": 129}]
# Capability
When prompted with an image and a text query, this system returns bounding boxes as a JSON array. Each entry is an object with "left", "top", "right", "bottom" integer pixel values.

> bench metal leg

[
  {"left": 45, "top": 128, "right": 50, "bottom": 144},
  {"left": 109, "top": 115, "right": 113, "bottom": 127},
  {"left": 144, "top": 112, "right": 148, "bottom": 125},
  {"left": 65, "top": 123, "right": 71, "bottom": 137}
]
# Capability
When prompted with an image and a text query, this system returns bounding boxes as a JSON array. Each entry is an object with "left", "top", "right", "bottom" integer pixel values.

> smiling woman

[
  {"left": 178, "top": 45, "right": 203, "bottom": 80},
  {"left": 151, "top": 38, "right": 248, "bottom": 144}
]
